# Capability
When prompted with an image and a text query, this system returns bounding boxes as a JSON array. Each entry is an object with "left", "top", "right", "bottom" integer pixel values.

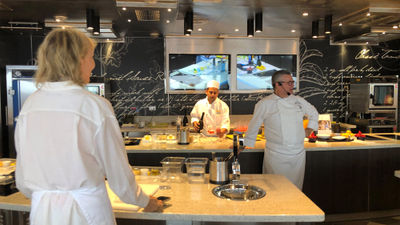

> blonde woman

[{"left": 15, "top": 28, "right": 163, "bottom": 225}]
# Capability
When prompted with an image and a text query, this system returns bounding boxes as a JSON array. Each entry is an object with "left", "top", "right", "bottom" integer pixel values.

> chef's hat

[{"left": 207, "top": 80, "right": 220, "bottom": 89}]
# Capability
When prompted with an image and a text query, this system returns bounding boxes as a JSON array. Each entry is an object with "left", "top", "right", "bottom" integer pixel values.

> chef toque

[{"left": 207, "top": 80, "right": 220, "bottom": 89}]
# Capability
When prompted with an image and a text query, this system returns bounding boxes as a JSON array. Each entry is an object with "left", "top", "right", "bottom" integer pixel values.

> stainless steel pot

[
  {"left": 209, "top": 157, "right": 229, "bottom": 184},
  {"left": 177, "top": 127, "right": 190, "bottom": 145}
]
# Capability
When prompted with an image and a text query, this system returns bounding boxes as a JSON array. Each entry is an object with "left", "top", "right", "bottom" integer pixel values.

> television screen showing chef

[{"left": 191, "top": 80, "right": 230, "bottom": 138}]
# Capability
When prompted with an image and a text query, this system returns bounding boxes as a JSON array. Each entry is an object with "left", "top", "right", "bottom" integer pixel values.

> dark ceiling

[{"left": 0, "top": 0, "right": 399, "bottom": 44}]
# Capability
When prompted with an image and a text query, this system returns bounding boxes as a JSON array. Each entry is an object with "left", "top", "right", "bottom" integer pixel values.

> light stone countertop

[
  {"left": 0, "top": 174, "right": 324, "bottom": 223},
  {"left": 126, "top": 133, "right": 400, "bottom": 153},
  {"left": 395, "top": 170, "right": 400, "bottom": 178}
]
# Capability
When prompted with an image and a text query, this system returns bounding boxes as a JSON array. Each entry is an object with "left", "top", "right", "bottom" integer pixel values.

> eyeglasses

[{"left": 279, "top": 81, "right": 295, "bottom": 85}]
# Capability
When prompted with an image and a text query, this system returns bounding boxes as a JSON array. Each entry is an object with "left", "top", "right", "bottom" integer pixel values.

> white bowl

[
  {"left": 332, "top": 136, "right": 346, "bottom": 141},
  {"left": 317, "top": 134, "right": 331, "bottom": 140}
]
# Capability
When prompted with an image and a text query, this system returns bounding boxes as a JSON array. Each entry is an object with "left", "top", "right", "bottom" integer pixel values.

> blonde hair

[{"left": 35, "top": 28, "right": 96, "bottom": 87}]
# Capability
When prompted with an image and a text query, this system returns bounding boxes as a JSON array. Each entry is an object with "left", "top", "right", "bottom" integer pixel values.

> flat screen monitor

[
  {"left": 169, "top": 54, "right": 230, "bottom": 90},
  {"left": 85, "top": 83, "right": 105, "bottom": 97},
  {"left": 236, "top": 54, "right": 297, "bottom": 90}
]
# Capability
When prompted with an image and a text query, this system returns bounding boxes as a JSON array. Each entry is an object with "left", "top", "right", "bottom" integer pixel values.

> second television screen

[
  {"left": 236, "top": 55, "right": 297, "bottom": 90},
  {"left": 169, "top": 54, "right": 230, "bottom": 90}
]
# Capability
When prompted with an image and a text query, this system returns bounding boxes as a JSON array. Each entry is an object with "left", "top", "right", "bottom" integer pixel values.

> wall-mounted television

[
  {"left": 236, "top": 54, "right": 297, "bottom": 90},
  {"left": 169, "top": 54, "right": 230, "bottom": 90}
]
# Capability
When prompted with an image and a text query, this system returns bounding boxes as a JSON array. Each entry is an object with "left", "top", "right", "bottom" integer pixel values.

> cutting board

[{"left": 106, "top": 182, "right": 159, "bottom": 211}]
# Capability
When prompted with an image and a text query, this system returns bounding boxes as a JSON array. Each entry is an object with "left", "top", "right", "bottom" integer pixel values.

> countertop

[
  {"left": 0, "top": 174, "right": 324, "bottom": 223},
  {"left": 126, "top": 133, "right": 400, "bottom": 153}
]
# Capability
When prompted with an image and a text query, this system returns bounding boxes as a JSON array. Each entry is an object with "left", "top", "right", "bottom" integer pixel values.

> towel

[{"left": 106, "top": 182, "right": 159, "bottom": 211}]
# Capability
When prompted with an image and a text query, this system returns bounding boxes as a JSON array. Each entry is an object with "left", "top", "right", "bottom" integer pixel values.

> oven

[{"left": 350, "top": 82, "right": 398, "bottom": 112}]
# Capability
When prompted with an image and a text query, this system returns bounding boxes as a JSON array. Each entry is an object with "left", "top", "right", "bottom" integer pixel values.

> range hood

[{"left": 331, "top": 5, "right": 400, "bottom": 45}]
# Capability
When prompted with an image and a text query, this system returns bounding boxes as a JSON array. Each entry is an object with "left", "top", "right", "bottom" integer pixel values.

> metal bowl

[{"left": 212, "top": 183, "right": 266, "bottom": 201}]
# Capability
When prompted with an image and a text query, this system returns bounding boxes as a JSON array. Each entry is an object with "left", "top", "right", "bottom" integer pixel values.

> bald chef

[
  {"left": 191, "top": 80, "right": 230, "bottom": 138},
  {"left": 243, "top": 70, "right": 319, "bottom": 189}
]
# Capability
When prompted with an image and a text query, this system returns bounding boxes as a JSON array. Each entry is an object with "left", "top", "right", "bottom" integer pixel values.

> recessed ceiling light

[
  {"left": 344, "top": 41, "right": 347, "bottom": 45},
  {"left": 234, "top": 28, "right": 239, "bottom": 32},
  {"left": 166, "top": 20, "right": 170, "bottom": 23},
  {"left": 302, "top": 12, "right": 309, "bottom": 16},
  {"left": 62, "top": 26, "right": 66, "bottom": 29},
  {"left": 127, "top": 19, "right": 131, "bottom": 23},
  {"left": 198, "top": 28, "right": 202, "bottom": 31},
  {"left": 167, "top": 8, "right": 172, "bottom": 12},
  {"left": 339, "top": 23, "right": 343, "bottom": 26},
  {"left": 366, "top": 12, "right": 370, "bottom": 16},
  {"left": 122, "top": 7, "right": 126, "bottom": 11},
  {"left": 291, "top": 29, "right": 296, "bottom": 33},
  {"left": 382, "top": 31, "right": 386, "bottom": 34},
  {"left": 393, "top": 25, "right": 399, "bottom": 29},
  {"left": 55, "top": 18, "right": 61, "bottom": 22},
  {"left": 366, "top": 42, "right": 369, "bottom": 44},
  {"left": 54, "top": 15, "right": 67, "bottom": 23}
]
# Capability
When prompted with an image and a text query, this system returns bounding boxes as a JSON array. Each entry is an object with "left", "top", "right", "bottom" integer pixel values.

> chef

[
  {"left": 243, "top": 70, "right": 318, "bottom": 189},
  {"left": 191, "top": 80, "right": 230, "bottom": 138}
]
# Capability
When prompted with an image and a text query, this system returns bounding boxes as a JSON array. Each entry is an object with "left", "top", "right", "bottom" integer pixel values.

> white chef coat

[
  {"left": 244, "top": 94, "right": 318, "bottom": 189},
  {"left": 15, "top": 81, "right": 149, "bottom": 225},
  {"left": 190, "top": 97, "right": 230, "bottom": 134}
]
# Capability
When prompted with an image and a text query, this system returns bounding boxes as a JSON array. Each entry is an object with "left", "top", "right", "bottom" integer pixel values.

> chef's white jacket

[
  {"left": 244, "top": 94, "right": 318, "bottom": 188},
  {"left": 15, "top": 81, "right": 149, "bottom": 225},
  {"left": 190, "top": 97, "right": 230, "bottom": 133}
]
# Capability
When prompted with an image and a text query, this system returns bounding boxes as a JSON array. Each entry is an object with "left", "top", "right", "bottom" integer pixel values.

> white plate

[{"left": 332, "top": 136, "right": 346, "bottom": 141}]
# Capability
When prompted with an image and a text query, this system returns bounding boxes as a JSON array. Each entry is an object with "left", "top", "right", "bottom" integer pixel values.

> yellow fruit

[
  {"left": 0, "top": 162, "right": 3, "bottom": 167},
  {"left": 10, "top": 162, "right": 16, "bottom": 166}
]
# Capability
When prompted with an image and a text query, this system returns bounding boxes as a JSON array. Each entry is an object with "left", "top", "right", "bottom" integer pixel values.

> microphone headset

[{"left": 277, "top": 82, "right": 291, "bottom": 96}]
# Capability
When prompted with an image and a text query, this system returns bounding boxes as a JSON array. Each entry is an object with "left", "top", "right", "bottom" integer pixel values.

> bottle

[
  {"left": 182, "top": 109, "right": 188, "bottom": 127},
  {"left": 198, "top": 112, "right": 205, "bottom": 133}
]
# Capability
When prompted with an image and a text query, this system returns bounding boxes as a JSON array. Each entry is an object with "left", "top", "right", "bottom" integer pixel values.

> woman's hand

[{"left": 143, "top": 196, "right": 164, "bottom": 212}]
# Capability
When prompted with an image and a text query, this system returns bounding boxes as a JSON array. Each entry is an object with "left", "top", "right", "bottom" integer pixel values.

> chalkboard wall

[
  {"left": 1, "top": 34, "right": 399, "bottom": 124},
  {"left": 92, "top": 38, "right": 399, "bottom": 123}
]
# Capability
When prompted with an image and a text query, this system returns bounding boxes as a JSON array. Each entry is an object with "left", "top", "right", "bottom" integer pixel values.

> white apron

[
  {"left": 264, "top": 98, "right": 306, "bottom": 189},
  {"left": 30, "top": 183, "right": 115, "bottom": 225}
]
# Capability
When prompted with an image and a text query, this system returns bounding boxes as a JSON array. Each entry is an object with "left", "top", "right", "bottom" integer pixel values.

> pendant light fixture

[
  {"left": 184, "top": 10, "right": 193, "bottom": 32},
  {"left": 255, "top": 11, "right": 263, "bottom": 33},
  {"left": 324, "top": 14, "right": 332, "bottom": 34},
  {"left": 93, "top": 15, "right": 100, "bottom": 35},
  {"left": 247, "top": 18, "right": 254, "bottom": 37},
  {"left": 86, "top": 8, "right": 95, "bottom": 31},
  {"left": 312, "top": 20, "right": 319, "bottom": 38}
]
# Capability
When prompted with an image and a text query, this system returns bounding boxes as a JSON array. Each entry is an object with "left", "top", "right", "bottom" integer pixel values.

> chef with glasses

[{"left": 243, "top": 70, "right": 319, "bottom": 189}]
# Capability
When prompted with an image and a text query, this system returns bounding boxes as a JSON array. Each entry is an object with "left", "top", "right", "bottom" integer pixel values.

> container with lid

[
  {"left": 185, "top": 158, "right": 208, "bottom": 183},
  {"left": 160, "top": 157, "right": 185, "bottom": 183}
]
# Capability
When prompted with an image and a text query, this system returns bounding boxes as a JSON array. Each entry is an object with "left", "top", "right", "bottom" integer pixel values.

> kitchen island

[
  {"left": 125, "top": 133, "right": 400, "bottom": 216},
  {"left": 0, "top": 174, "right": 324, "bottom": 225}
]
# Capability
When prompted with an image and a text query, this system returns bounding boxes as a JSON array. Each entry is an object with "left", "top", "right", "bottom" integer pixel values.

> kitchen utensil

[
  {"left": 209, "top": 157, "right": 229, "bottom": 184},
  {"left": 177, "top": 127, "right": 190, "bottom": 145},
  {"left": 224, "top": 152, "right": 234, "bottom": 161},
  {"left": 160, "top": 157, "right": 185, "bottom": 183},
  {"left": 185, "top": 158, "right": 208, "bottom": 183}
]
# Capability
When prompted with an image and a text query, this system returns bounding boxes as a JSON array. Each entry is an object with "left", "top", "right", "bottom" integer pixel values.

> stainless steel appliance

[
  {"left": 177, "top": 127, "right": 190, "bottom": 145},
  {"left": 349, "top": 76, "right": 398, "bottom": 133}
]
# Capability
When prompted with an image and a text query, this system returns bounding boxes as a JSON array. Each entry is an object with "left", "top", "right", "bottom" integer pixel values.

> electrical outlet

[{"left": 149, "top": 106, "right": 156, "bottom": 111}]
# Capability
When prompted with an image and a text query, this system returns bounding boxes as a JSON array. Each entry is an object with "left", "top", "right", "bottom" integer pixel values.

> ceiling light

[
  {"left": 302, "top": 12, "right": 308, "bottom": 16},
  {"left": 324, "top": 14, "right": 332, "bottom": 34},
  {"left": 184, "top": 10, "right": 193, "bottom": 32},
  {"left": 312, "top": 20, "right": 319, "bottom": 38},
  {"left": 167, "top": 8, "right": 172, "bottom": 12},
  {"left": 393, "top": 25, "right": 399, "bottom": 29},
  {"left": 255, "top": 11, "right": 263, "bottom": 33},
  {"left": 54, "top": 16, "right": 67, "bottom": 23},
  {"left": 366, "top": 42, "right": 369, "bottom": 44},
  {"left": 344, "top": 41, "right": 347, "bottom": 45},
  {"left": 234, "top": 28, "right": 239, "bottom": 32},
  {"left": 184, "top": 29, "right": 191, "bottom": 36},
  {"left": 166, "top": 20, "right": 170, "bottom": 23},
  {"left": 197, "top": 28, "right": 202, "bottom": 31},
  {"left": 122, "top": 7, "right": 126, "bottom": 11},
  {"left": 366, "top": 12, "right": 370, "bottom": 16},
  {"left": 127, "top": 19, "right": 131, "bottom": 22},
  {"left": 86, "top": 8, "right": 95, "bottom": 30},
  {"left": 291, "top": 29, "right": 296, "bottom": 33},
  {"left": 339, "top": 23, "right": 343, "bottom": 26},
  {"left": 247, "top": 18, "right": 254, "bottom": 37},
  {"left": 382, "top": 31, "right": 386, "bottom": 34}
]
